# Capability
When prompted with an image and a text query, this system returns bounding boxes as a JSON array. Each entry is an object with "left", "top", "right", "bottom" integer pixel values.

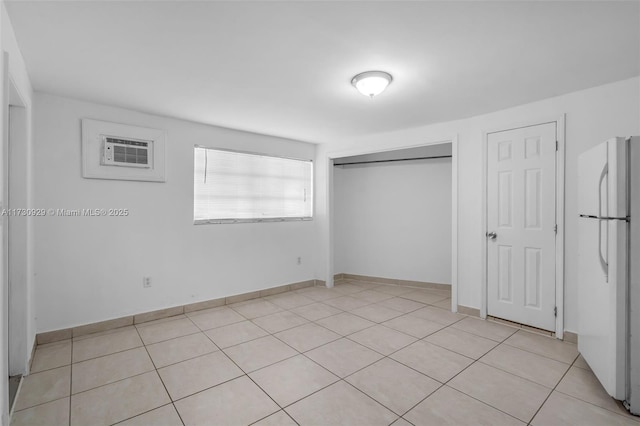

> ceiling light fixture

[{"left": 351, "top": 71, "right": 393, "bottom": 98}]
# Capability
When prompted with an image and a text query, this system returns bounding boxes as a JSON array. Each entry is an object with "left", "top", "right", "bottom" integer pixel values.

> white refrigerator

[{"left": 578, "top": 136, "right": 639, "bottom": 415}]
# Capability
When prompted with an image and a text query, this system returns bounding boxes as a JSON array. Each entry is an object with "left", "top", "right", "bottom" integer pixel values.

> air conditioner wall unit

[
  {"left": 82, "top": 119, "right": 166, "bottom": 182},
  {"left": 101, "top": 136, "right": 152, "bottom": 169}
]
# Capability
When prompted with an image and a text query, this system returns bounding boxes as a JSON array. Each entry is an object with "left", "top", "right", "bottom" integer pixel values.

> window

[{"left": 194, "top": 146, "right": 313, "bottom": 223}]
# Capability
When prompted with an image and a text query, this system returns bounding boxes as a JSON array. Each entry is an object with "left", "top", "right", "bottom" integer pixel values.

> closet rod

[{"left": 334, "top": 155, "right": 452, "bottom": 166}]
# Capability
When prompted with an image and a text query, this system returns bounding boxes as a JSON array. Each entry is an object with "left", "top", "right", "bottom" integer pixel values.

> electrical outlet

[
  {"left": 297, "top": 257, "right": 302, "bottom": 265},
  {"left": 143, "top": 276, "right": 152, "bottom": 288}
]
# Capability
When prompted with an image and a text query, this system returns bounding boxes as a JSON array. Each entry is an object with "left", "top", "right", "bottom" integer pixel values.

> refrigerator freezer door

[
  {"left": 578, "top": 216, "right": 628, "bottom": 400},
  {"left": 578, "top": 138, "right": 628, "bottom": 218}
]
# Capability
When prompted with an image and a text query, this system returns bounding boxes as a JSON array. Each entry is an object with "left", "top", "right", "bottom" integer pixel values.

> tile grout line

[
  {"left": 68, "top": 350, "right": 156, "bottom": 395},
  {"left": 270, "top": 328, "right": 343, "bottom": 355},
  {"left": 449, "top": 319, "right": 520, "bottom": 343},
  {"left": 551, "top": 387, "right": 640, "bottom": 422},
  {"left": 165, "top": 282, "right": 575, "bottom": 424},
  {"left": 202, "top": 291, "right": 407, "bottom": 422},
  {"left": 194, "top": 318, "right": 248, "bottom": 334},
  {"left": 439, "top": 331, "right": 570, "bottom": 424},
  {"left": 417, "top": 332, "right": 502, "bottom": 364},
  {"left": 281, "top": 287, "right": 458, "bottom": 423},
  {"left": 137, "top": 328, "right": 203, "bottom": 346},
  {"left": 548, "top": 359, "right": 640, "bottom": 423},
  {"left": 24, "top": 281, "right": 462, "bottom": 425},
  {"left": 288, "top": 303, "right": 346, "bottom": 322},
  {"left": 248, "top": 408, "right": 300, "bottom": 426},
  {"left": 428, "top": 326, "right": 552, "bottom": 424},
  {"left": 250, "top": 311, "right": 311, "bottom": 335},
  {"left": 37, "top": 312, "right": 423, "bottom": 421},
  {"left": 133, "top": 326, "right": 185, "bottom": 426},
  {"left": 26, "top": 363, "right": 71, "bottom": 378},
  {"left": 339, "top": 379, "right": 402, "bottom": 424},
  {"left": 196, "top": 327, "right": 288, "bottom": 424},
  {"left": 145, "top": 346, "right": 219, "bottom": 371},
  {"left": 34, "top": 287, "right": 440, "bottom": 362},
  {"left": 304, "top": 311, "right": 380, "bottom": 336},
  {"left": 501, "top": 334, "right": 577, "bottom": 365},
  {"left": 297, "top": 314, "right": 454, "bottom": 419},
  {"left": 110, "top": 403, "right": 179, "bottom": 426},
  {"left": 10, "top": 345, "right": 75, "bottom": 416},
  {"left": 10, "top": 395, "right": 71, "bottom": 417},
  {"left": 380, "top": 318, "right": 529, "bottom": 424},
  {"left": 474, "top": 347, "right": 575, "bottom": 390},
  {"left": 338, "top": 338, "right": 451, "bottom": 417},
  {"left": 342, "top": 327, "right": 419, "bottom": 359},
  {"left": 70, "top": 344, "right": 147, "bottom": 367},
  {"left": 259, "top": 350, "right": 344, "bottom": 417},
  {"left": 280, "top": 289, "right": 463, "bottom": 386},
  {"left": 161, "top": 298, "right": 360, "bottom": 382},
  {"left": 526, "top": 353, "right": 580, "bottom": 425},
  {"left": 401, "top": 355, "right": 523, "bottom": 424},
  {"left": 207, "top": 327, "right": 272, "bottom": 351},
  {"left": 333, "top": 337, "right": 440, "bottom": 422},
  {"left": 265, "top": 294, "right": 319, "bottom": 311}
]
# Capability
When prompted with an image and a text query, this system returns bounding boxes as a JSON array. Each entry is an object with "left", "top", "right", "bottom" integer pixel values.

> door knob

[{"left": 486, "top": 231, "right": 497, "bottom": 240}]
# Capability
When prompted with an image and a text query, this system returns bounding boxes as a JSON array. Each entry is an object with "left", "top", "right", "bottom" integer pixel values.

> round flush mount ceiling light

[{"left": 351, "top": 71, "right": 393, "bottom": 98}]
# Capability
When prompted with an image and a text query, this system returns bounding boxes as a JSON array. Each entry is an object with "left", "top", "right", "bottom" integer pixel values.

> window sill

[{"left": 194, "top": 217, "right": 313, "bottom": 225}]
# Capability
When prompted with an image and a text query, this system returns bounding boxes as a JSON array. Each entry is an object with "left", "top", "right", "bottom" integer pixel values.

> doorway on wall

[
  {"left": 327, "top": 138, "right": 459, "bottom": 311},
  {"left": 482, "top": 118, "right": 565, "bottom": 336},
  {"left": 4, "top": 75, "right": 29, "bottom": 411}
]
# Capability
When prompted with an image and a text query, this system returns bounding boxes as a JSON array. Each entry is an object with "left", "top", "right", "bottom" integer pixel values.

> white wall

[
  {"left": 33, "top": 93, "right": 317, "bottom": 333},
  {"left": 25, "top": 60, "right": 640, "bottom": 343},
  {"left": 334, "top": 158, "right": 452, "bottom": 284},
  {"left": 316, "top": 76, "right": 640, "bottom": 333},
  {"left": 0, "top": 1, "right": 35, "bottom": 423}
]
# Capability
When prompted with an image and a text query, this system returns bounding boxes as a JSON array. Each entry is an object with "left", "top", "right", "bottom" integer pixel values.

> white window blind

[{"left": 194, "top": 147, "right": 313, "bottom": 223}]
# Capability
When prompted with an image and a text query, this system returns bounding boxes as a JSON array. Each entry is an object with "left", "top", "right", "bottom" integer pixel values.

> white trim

[
  {"left": 481, "top": 115, "right": 566, "bottom": 337},
  {"left": 481, "top": 131, "right": 488, "bottom": 319},
  {"left": 326, "top": 135, "right": 459, "bottom": 310},
  {"left": 195, "top": 217, "right": 313, "bottom": 225},
  {"left": 194, "top": 144, "right": 313, "bottom": 163},
  {"left": 326, "top": 137, "right": 453, "bottom": 159},
  {"left": 326, "top": 156, "right": 334, "bottom": 288},
  {"left": 451, "top": 136, "right": 459, "bottom": 312},
  {"left": 555, "top": 114, "right": 566, "bottom": 340},
  {"left": 2, "top": 50, "right": 10, "bottom": 424}
]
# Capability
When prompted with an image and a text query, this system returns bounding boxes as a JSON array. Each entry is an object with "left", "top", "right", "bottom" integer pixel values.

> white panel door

[{"left": 487, "top": 122, "right": 557, "bottom": 331}]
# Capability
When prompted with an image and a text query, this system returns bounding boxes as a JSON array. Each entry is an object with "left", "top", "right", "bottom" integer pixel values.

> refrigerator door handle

[
  {"left": 599, "top": 162, "right": 608, "bottom": 218},
  {"left": 598, "top": 218, "right": 609, "bottom": 282}
]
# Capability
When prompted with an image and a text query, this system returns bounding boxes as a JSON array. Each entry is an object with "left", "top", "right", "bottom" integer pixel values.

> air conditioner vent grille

[
  {"left": 113, "top": 145, "right": 149, "bottom": 164},
  {"left": 102, "top": 136, "right": 152, "bottom": 169}
]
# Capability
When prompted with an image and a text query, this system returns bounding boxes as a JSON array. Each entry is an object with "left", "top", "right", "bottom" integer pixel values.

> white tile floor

[{"left": 11, "top": 279, "right": 640, "bottom": 426}]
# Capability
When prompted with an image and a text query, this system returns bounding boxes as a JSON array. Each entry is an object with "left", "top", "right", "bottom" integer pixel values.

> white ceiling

[{"left": 6, "top": 1, "right": 639, "bottom": 145}]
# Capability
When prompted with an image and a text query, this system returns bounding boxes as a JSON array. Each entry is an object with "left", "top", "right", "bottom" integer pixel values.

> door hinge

[
  {"left": 554, "top": 306, "right": 558, "bottom": 317},
  {"left": 556, "top": 140, "right": 559, "bottom": 151},
  {"left": 554, "top": 224, "right": 558, "bottom": 234}
]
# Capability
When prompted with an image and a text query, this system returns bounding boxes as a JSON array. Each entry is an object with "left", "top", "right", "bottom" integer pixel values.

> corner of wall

[{"left": 0, "top": 4, "right": 36, "bottom": 424}]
